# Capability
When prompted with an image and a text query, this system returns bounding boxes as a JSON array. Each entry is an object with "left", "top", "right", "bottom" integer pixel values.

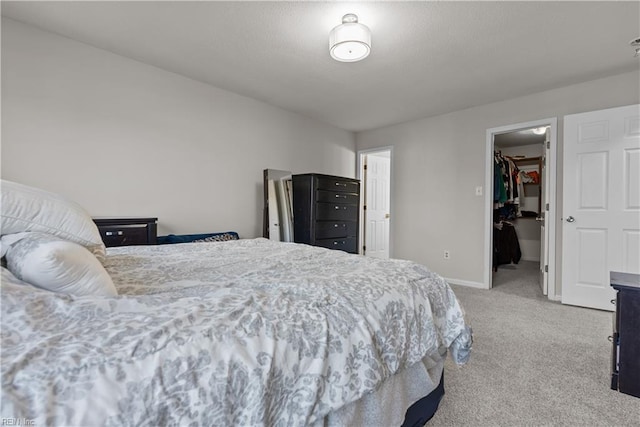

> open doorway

[
  {"left": 357, "top": 147, "right": 393, "bottom": 258},
  {"left": 485, "top": 118, "right": 558, "bottom": 301}
]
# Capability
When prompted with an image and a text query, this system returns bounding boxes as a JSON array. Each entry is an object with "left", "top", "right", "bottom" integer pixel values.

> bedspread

[{"left": 1, "top": 238, "right": 470, "bottom": 426}]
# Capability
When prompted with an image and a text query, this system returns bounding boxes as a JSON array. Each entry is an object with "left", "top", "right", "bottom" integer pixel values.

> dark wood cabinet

[
  {"left": 292, "top": 174, "right": 360, "bottom": 254},
  {"left": 93, "top": 217, "right": 158, "bottom": 247},
  {"left": 610, "top": 271, "right": 640, "bottom": 398}
]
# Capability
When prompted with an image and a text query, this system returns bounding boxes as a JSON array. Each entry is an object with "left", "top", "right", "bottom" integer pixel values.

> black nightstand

[
  {"left": 610, "top": 271, "right": 640, "bottom": 398},
  {"left": 93, "top": 217, "right": 158, "bottom": 247}
]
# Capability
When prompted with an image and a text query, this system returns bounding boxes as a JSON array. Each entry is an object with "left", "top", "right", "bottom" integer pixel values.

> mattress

[{"left": 1, "top": 238, "right": 471, "bottom": 426}]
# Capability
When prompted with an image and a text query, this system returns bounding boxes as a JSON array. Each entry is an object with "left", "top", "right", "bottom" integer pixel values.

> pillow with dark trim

[
  {"left": 193, "top": 232, "right": 239, "bottom": 243},
  {"left": 157, "top": 232, "right": 239, "bottom": 245}
]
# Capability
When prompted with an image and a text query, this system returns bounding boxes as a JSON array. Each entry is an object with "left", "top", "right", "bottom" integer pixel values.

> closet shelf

[
  {"left": 511, "top": 156, "right": 542, "bottom": 213},
  {"left": 510, "top": 156, "right": 541, "bottom": 166}
]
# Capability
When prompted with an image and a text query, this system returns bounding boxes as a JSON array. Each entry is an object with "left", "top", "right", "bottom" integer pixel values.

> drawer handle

[
  {"left": 335, "top": 182, "right": 347, "bottom": 187},
  {"left": 105, "top": 231, "right": 124, "bottom": 236},
  {"left": 335, "top": 194, "right": 347, "bottom": 198},
  {"left": 334, "top": 206, "right": 347, "bottom": 210},
  {"left": 332, "top": 223, "right": 347, "bottom": 228},
  {"left": 333, "top": 240, "right": 346, "bottom": 245}
]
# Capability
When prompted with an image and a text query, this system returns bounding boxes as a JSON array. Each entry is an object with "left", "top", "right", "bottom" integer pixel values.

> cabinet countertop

[
  {"left": 611, "top": 271, "right": 640, "bottom": 291},
  {"left": 93, "top": 217, "right": 158, "bottom": 225}
]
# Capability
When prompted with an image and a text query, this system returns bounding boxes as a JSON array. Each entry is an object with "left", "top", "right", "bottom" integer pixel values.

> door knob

[
  {"left": 385, "top": 213, "right": 390, "bottom": 219},
  {"left": 566, "top": 216, "right": 575, "bottom": 223}
]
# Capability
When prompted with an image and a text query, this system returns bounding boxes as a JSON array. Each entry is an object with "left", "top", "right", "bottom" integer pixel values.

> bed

[{"left": 0, "top": 180, "right": 472, "bottom": 426}]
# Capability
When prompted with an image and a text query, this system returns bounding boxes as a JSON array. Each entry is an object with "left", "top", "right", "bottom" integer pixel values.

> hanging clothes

[
  {"left": 493, "top": 221, "right": 522, "bottom": 270},
  {"left": 493, "top": 151, "right": 509, "bottom": 206},
  {"left": 493, "top": 151, "right": 525, "bottom": 272},
  {"left": 494, "top": 158, "right": 505, "bottom": 204},
  {"left": 493, "top": 151, "right": 522, "bottom": 218}
]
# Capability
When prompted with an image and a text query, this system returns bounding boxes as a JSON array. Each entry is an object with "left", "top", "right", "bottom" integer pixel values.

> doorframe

[
  {"left": 484, "top": 118, "right": 558, "bottom": 300},
  {"left": 357, "top": 146, "right": 394, "bottom": 257}
]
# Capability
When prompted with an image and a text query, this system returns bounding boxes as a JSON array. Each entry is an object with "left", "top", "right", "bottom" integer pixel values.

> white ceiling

[
  {"left": 494, "top": 128, "right": 547, "bottom": 147},
  {"left": 2, "top": 1, "right": 639, "bottom": 132}
]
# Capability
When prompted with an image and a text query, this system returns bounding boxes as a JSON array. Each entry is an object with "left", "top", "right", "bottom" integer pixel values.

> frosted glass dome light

[{"left": 329, "top": 14, "right": 371, "bottom": 62}]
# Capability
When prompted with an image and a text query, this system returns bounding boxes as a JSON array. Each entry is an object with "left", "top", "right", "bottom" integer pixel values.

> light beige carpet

[{"left": 429, "top": 261, "right": 640, "bottom": 426}]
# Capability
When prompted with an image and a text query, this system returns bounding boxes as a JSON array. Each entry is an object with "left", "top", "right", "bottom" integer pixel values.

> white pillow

[
  {"left": 1, "top": 180, "right": 106, "bottom": 260},
  {"left": 4, "top": 232, "right": 117, "bottom": 297}
]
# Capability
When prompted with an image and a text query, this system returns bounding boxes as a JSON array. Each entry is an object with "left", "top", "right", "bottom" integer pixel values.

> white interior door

[
  {"left": 562, "top": 104, "right": 640, "bottom": 311},
  {"left": 536, "top": 134, "right": 549, "bottom": 295},
  {"left": 539, "top": 130, "right": 550, "bottom": 295},
  {"left": 364, "top": 153, "right": 391, "bottom": 258}
]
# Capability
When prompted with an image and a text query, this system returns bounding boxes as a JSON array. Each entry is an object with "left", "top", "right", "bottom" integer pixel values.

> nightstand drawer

[
  {"left": 98, "top": 225, "right": 149, "bottom": 247},
  {"left": 93, "top": 217, "right": 157, "bottom": 247}
]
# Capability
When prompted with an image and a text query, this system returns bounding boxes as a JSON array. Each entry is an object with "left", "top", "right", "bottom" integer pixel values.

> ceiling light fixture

[
  {"left": 329, "top": 14, "right": 371, "bottom": 62},
  {"left": 532, "top": 127, "right": 548, "bottom": 135}
]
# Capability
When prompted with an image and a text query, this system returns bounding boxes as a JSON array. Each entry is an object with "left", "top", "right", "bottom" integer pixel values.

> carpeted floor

[{"left": 429, "top": 261, "right": 640, "bottom": 426}]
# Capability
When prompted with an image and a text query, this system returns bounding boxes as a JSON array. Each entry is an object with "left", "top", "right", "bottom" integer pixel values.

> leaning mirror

[{"left": 263, "top": 169, "right": 294, "bottom": 242}]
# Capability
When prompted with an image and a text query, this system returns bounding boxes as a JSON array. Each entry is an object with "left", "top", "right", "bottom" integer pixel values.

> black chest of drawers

[
  {"left": 292, "top": 174, "right": 360, "bottom": 254},
  {"left": 93, "top": 217, "right": 158, "bottom": 247},
  {"left": 610, "top": 271, "right": 640, "bottom": 398}
]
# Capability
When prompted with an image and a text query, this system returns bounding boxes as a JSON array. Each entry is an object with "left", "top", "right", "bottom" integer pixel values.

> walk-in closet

[{"left": 492, "top": 126, "right": 547, "bottom": 295}]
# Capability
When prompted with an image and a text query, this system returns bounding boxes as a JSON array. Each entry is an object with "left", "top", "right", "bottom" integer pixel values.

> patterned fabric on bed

[
  {"left": 156, "top": 231, "right": 239, "bottom": 245},
  {"left": 1, "top": 238, "right": 471, "bottom": 426}
]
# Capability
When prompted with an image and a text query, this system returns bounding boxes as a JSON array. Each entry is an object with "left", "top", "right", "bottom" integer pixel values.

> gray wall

[
  {"left": 1, "top": 19, "right": 356, "bottom": 238},
  {"left": 356, "top": 70, "right": 639, "bottom": 295},
  {"left": 3, "top": 18, "right": 639, "bottom": 297}
]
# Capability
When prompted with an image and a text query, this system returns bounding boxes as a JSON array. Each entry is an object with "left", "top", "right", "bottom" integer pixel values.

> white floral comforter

[{"left": 1, "top": 238, "right": 471, "bottom": 426}]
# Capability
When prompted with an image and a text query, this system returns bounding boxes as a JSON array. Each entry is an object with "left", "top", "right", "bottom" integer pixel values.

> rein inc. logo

[{"left": 1, "top": 419, "right": 35, "bottom": 426}]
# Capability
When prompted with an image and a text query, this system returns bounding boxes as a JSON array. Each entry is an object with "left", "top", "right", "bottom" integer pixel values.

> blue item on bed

[{"left": 156, "top": 231, "right": 239, "bottom": 244}]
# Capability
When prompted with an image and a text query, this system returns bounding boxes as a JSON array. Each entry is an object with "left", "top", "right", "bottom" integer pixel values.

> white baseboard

[
  {"left": 444, "top": 277, "right": 487, "bottom": 289},
  {"left": 519, "top": 239, "right": 541, "bottom": 262},
  {"left": 548, "top": 293, "right": 561, "bottom": 302}
]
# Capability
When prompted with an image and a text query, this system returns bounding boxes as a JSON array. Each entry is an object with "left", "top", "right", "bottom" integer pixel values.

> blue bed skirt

[{"left": 401, "top": 372, "right": 445, "bottom": 427}]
